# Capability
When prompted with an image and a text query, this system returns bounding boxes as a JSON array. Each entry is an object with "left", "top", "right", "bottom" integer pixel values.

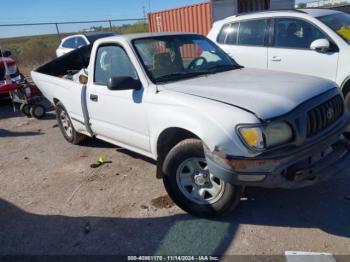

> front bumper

[{"left": 205, "top": 123, "right": 350, "bottom": 189}]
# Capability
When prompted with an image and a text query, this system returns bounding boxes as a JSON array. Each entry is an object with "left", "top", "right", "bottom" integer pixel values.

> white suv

[
  {"left": 208, "top": 9, "right": 350, "bottom": 110},
  {"left": 56, "top": 32, "right": 117, "bottom": 57}
]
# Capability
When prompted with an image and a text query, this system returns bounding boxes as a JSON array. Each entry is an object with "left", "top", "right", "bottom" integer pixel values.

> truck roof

[
  {"left": 98, "top": 32, "right": 197, "bottom": 42},
  {"left": 84, "top": 32, "right": 118, "bottom": 43}
]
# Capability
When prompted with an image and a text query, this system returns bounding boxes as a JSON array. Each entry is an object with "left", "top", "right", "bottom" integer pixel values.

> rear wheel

[
  {"left": 56, "top": 103, "right": 86, "bottom": 145},
  {"left": 162, "top": 138, "right": 243, "bottom": 218},
  {"left": 20, "top": 103, "right": 31, "bottom": 117},
  {"left": 30, "top": 104, "right": 46, "bottom": 119}
]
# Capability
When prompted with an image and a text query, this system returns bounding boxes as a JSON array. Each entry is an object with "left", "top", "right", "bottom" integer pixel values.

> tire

[
  {"left": 56, "top": 102, "right": 86, "bottom": 145},
  {"left": 20, "top": 103, "right": 32, "bottom": 117},
  {"left": 344, "top": 91, "right": 350, "bottom": 139},
  {"left": 162, "top": 138, "right": 243, "bottom": 218},
  {"left": 30, "top": 104, "right": 46, "bottom": 119}
]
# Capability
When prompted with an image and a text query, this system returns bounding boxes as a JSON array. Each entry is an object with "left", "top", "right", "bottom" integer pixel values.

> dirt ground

[{"left": 1, "top": 101, "right": 350, "bottom": 259}]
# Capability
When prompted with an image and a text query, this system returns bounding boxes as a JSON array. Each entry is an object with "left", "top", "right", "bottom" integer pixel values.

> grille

[{"left": 307, "top": 95, "right": 344, "bottom": 137}]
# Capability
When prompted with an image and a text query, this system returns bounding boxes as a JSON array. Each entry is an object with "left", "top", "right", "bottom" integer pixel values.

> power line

[{"left": 0, "top": 18, "right": 145, "bottom": 27}]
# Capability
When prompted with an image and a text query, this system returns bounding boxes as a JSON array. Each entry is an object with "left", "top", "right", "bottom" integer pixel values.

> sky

[
  {"left": 0, "top": 0, "right": 204, "bottom": 38},
  {"left": 0, "top": 0, "right": 312, "bottom": 38}
]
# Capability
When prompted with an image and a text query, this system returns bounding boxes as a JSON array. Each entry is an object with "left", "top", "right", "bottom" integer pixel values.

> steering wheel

[{"left": 187, "top": 57, "right": 208, "bottom": 70}]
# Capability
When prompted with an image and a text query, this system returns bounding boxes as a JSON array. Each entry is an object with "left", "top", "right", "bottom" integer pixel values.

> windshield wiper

[
  {"left": 154, "top": 71, "right": 209, "bottom": 83},
  {"left": 154, "top": 64, "right": 243, "bottom": 83},
  {"left": 206, "top": 64, "right": 243, "bottom": 73}
]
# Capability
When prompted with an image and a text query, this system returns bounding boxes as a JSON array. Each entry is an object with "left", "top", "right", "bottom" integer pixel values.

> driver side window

[
  {"left": 274, "top": 18, "right": 326, "bottom": 49},
  {"left": 94, "top": 45, "right": 138, "bottom": 86}
]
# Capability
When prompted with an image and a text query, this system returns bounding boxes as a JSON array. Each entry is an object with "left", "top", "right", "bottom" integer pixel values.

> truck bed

[
  {"left": 35, "top": 45, "right": 92, "bottom": 77},
  {"left": 31, "top": 45, "right": 93, "bottom": 135}
]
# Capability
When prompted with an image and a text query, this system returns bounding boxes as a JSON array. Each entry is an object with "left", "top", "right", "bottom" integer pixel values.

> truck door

[{"left": 87, "top": 43, "right": 150, "bottom": 152}]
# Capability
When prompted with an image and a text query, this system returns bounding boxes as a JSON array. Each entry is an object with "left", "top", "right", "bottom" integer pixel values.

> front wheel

[
  {"left": 162, "top": 139, "right": 243, "bottom": 218},
  {"left": 56, "top": 102, "right": 86, "bottom": 145}
]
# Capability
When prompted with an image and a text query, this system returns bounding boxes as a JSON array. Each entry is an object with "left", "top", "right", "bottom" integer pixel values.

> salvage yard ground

[{"left": 1, "top": 102, "right": 350, "bottom": 258}]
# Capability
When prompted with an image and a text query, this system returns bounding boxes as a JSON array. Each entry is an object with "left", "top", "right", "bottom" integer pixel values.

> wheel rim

[
  {"left": 34, "top": 106, "right": 44, "bottom": 117},
  {"left": 176, "top": 157, "right": 225, "bottom": 205},
  {"left": 60, "top": 111, "right": 73, "bottom": 138}
]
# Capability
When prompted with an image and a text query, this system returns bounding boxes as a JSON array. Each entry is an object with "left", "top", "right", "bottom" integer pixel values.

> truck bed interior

[{"left": 35, "top": 45, "right": 92, "bottom": 77}]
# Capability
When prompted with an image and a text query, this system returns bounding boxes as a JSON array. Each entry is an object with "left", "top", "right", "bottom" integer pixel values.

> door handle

[
  {"left": 271, "top": 56, "right": 282, "bottom": 62},
  {"left": 90, "top": 94, "right": 98, "bottom": 102}
]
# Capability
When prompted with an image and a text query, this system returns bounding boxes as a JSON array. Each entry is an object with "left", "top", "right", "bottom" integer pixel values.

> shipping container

[
  {"left": 148, "top": 2, "right": 213, "bottom": 36},
  {"left": 149, "top": 0, "right": 296, "bottom": 31}
]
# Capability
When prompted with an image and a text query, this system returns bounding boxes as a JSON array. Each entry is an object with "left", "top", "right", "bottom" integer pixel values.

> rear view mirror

[
  {"left": 310, "top": 38, "right": 330, "bottom": 52},
  {"left": 3, "top": 49, "right": 12, "bottom": 57},
  {"left": 107, "top": 76, "right": 141, "bottom": 91}
]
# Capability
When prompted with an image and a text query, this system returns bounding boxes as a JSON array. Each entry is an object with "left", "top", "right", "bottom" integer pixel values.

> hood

[
  {"left": 0, "top": 57, "right": 15, "bottom": 68},
  {"left": 160, "top": 68, "right": 336, "bottom": 120}
]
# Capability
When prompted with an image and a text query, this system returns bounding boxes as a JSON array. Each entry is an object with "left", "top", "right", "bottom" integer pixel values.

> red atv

[
  {"left": 0, "top": 49, "right": 48, "bottom": 119},
  {"left": 0, "top": 49, "right": 23, "bottom": 94}
]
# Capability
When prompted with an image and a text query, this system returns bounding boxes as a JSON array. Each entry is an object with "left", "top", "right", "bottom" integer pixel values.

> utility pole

[
  {"left": 142, "top": 6, "right": 146, "bottom": 22},
  {"left": 55, "top": 23, "right": 61, "bottom": 41}
]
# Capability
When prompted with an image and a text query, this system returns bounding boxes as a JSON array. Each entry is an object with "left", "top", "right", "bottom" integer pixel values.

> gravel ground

[{"left": 0, "top": 102, "right": 350, "bottom": 259}]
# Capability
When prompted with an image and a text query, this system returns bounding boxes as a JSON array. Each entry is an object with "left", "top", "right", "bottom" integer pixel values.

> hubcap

[
  {"left": 176, "top": 157, "right": 225, "bottom": 205},
  {"left": 35, "top": 106, "right": 44, "bottom": 116},
  {"left": 60, "top": 111, "right": 73, "bottom": 138}
]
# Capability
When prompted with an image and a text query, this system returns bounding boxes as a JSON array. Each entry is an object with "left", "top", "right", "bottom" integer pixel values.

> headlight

[
  {"left": 6, "top": 65, "right": 17, "bottom": 75},
  {"left": 239, "top": 127, "right": 265, "bottom": 150},
  {"left": 238, "top": 122, "right": 293, "bottom": 151},
  {"left": 264, "top": 122, "right": 293, "bottom": 148}
]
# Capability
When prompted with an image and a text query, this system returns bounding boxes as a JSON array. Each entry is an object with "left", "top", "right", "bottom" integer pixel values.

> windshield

[
  {"left": 132, "top": 34, "right": 240, "bottom": 83},
  {"left": 318, "top": 13, "right": 350, "bottom": 44}
]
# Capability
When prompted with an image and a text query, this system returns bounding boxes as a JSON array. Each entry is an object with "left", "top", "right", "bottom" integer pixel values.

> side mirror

[
  {"left": 310, "top": 38, "right": 330, "bottom": 52},
  {"left": 79, "top": 75, "right": 88, "bottom": 85},
  {"left": 3, "top": 49, "right": 12, "bottom": 57},
  {"left": 107, "top": 76, "right": 141, "bottom": 91}
]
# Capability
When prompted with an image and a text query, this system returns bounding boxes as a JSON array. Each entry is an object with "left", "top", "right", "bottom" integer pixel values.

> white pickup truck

[{"left": 32, "top": 33, "right": 350, "bottom": 218}]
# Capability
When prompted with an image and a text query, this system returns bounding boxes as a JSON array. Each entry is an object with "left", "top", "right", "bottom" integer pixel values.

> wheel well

[
  {"left": 156, "top": 128, "right": 199, "bottom": 178},
  {"left": 342, "top": 78, "right": 350, "bottom": 98},
  {"left": 53, "top": 98, "right": 60, "bottom": 105}
]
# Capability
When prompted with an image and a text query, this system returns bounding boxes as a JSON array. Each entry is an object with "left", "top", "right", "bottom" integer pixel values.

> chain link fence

[{"left": 0, "top": 18, "right": 148, "bottom": 76}]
